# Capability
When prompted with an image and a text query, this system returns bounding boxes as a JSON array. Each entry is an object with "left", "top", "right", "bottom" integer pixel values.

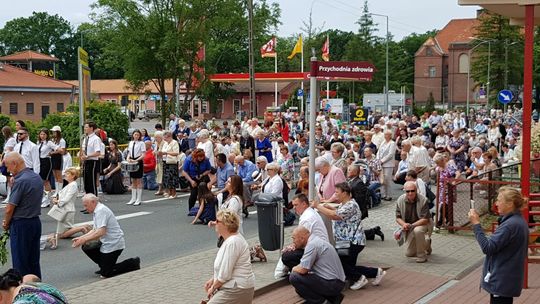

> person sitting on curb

[
  {"left": 395, "top": 181, "right": 433, "bottom": 263},
  {"left": 72, "top": 194, "right": 141, "bottom": 278},
  {"left": 289, "top": 226, "right": 346, "bottom": 304}
]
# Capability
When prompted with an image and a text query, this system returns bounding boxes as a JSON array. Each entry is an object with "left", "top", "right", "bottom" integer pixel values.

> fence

[
  {"left": 66, "top": 144, "right": 128, "bottom": 167},
  {"left": 440, "top": 157, "right": 540, "bottom": 231}
]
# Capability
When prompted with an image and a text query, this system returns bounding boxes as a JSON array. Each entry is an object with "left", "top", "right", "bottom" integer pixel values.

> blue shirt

[
  {"left": 237, "top": 160, "right": 257, "bottom": 182},
  {"left": 217, "top": 162, "right": 235, "bottom": 189},
  {"left": 183, "top": 155, "right": 212, "bottom": 179},
  {"left": 10, "top": 168, "right": 44, "bottom": 219}
]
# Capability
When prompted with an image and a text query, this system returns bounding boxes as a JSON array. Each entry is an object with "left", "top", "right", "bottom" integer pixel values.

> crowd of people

[{"left": 0, "top": 103, "right": 536, "bottom": 303}]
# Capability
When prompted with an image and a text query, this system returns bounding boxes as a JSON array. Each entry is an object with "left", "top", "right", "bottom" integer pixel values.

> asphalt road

[{"left": 0, "top": 190, "right": 260, "bottom": 290}]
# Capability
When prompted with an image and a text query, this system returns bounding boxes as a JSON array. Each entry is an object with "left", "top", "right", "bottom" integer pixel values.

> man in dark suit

[
  {"left": 348, "top": 164, "right": 384, "bottom": 241},
  {"left": 239, "top": 130, "right": 256, "bottom": 162},
  {"left": 177, "top": 132, "right": 190, "bottom": 153}
]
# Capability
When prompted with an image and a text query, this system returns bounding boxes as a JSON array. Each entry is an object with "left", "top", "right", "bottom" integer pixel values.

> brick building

[
  {"left": 0, "top": 63, "right": 75, "bottom": 122},
  {"left": 414, "top": 18, "right": 481, "bottom": 108}
]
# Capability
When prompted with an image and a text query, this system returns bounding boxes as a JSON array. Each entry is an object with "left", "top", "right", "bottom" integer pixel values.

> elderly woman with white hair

[
  {"left": 258, "top": 162, "right": 283, "bottom": 196},
  {"left": 153, "top": 131, "right": 165, "bottom": 195},
  {"left": 377, "top": 130, "right": 397, "bottom": 201},
  {"left": 255, "top": 130, "right": 273, "bottom": 163},
  {"left": 330, "top": 142, "right": 348, "bottom": 176},
  {"left": 197, "top": 129, "right": 215, "bottom": 167},
  {"left": 315, "top": 156, "right": 347, "bottom": 245}
]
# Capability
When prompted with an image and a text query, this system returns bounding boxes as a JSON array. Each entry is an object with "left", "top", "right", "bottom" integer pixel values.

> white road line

[
  {"left": 142, "top": 193, "right": 189, "bottom": 203},
  {"left": 249, "top": 210, "right": 257, "bottom": 215},
  {"left": 73, "top": 211, "right": 153, "bottom": 227}
]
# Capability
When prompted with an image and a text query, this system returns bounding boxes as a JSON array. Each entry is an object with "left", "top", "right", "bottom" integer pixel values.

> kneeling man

[
  {"left": 395, "top": 181, "right": 433, "bottom": 263},
  {"left": 289, "top": 226, "right": 346, "bottom": 304}
]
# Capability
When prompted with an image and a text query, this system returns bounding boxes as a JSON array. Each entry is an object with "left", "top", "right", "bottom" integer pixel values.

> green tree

[
  {"left": 471, "top": 11, "right": 523, "bottom": 107},
  {"left": 0, "top": 12, "right": 77, "bottom": 79}
]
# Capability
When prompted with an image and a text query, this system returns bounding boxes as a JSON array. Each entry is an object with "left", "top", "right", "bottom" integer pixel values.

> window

[
  {"left": 458, "top": 53, "right": 469, "bottom": 73},
  {"left": 57, "top": 102, "right": 64, "bottom": 112},
  {"left": 26, "top": 103, "right": 34, "bottom": 114},
  {"left": 201, "top": 101, "right": 208, "bottom": 113},
  {"left": 428, "top": 66, "right": 436, "bottom": 78},
  {"left": 9, "top": 103, "right": 17, "bottom": 114},
  {"left": 426, "top": 48, "right": 433, "bottom": 56}
]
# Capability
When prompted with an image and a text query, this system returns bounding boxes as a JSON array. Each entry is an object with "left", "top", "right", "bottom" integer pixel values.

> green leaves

[{"left": 0, "top": 231, "right": 9, "bottom": 266}]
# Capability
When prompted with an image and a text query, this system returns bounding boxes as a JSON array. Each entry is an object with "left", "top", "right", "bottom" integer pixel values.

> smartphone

[{"left": 470, "top": 199, "right": 475, "bottom": 210}]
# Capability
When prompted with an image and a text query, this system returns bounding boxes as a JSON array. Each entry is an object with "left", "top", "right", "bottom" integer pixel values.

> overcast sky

[{"left": 0, "top": 0, "right": 480, "bottom": 41}]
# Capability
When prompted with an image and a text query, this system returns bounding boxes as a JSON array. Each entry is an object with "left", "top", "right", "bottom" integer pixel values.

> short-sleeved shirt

[
  {"left": 183, "top": 155, "right": 212, "bottom": 179},
  {"left": 37, "top": 140, "right": 58, "bottom": 158},
  {"left": 3, "top": 136, "right": 16, "bottom": 154},
  {"left": 333, "top": 200, "right": 365, "bottom": 246},
  {"left": 128, "top": 140, "right": 146, "bottom": 159},
  {"left": 84, "top": 134, "right": 102, "bottom": 161},
  {"left": 10, "top": 168, "right": 43, "bottom": 219},
  {"left": 216, "top": 162, "right": 235, "bottom": 189},
  {"left": 93, "top": 203, "right": 125, "bottom": 253},
  {"left": 300, "top": 235, "right": 346, "bottom": 282},
  {"left": 299, "top": 207, "right": 329, "bottom": 242}
]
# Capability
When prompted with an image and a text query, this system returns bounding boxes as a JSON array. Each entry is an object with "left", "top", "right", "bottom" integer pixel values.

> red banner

[{"left": 312, "top": 61, "right": 375, "bottom": 81}]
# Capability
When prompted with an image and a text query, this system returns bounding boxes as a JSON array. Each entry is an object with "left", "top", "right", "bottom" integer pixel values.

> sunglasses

[
  {"left": 404, "top": 190, "right": 416, "bottom": 193},
  {"left": 17, "top": 132, "right": 26, "bottom": 135}
]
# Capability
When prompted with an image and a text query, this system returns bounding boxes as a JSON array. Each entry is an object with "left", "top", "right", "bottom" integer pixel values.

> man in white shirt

[
  {"left": 246, "top": 119, "right": 262, "bottom": 138},
  {"left": 80, "top": 121, "right": 102, "bottom": 196},
  {"left": 13, "top": 128, "right": 40, "bottom": 174},
  {"left": 409, "top": 137, "right": 431, "bottom": 182},
  {"left": 281, "top": 194, "right": 328, "bottom": 270},
  {"left": 73, "top": 194, "right": 141, "bottom": 278},
  {"left": 168, "top": 114, "right": 178, "bottom": 133}
]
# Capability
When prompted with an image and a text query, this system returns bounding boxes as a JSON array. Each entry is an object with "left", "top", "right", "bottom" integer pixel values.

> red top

[{"left": 143, "top": 149, "right": 156, "bottom": 173}]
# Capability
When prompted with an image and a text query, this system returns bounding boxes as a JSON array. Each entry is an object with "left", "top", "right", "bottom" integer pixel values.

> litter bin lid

[{"left": 253, "top": 193, "right": 283, "bottom": 205}]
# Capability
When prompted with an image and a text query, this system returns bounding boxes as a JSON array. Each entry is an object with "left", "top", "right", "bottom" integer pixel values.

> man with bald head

[
  {"left": 1, "top": 152, "right": 43, "bottom": 278},
  {"left": 395, "top": 181, "right": 432, "bottom": 263},
  {"left": 289, "top": 226, "right": 346, "bottom": 304}
]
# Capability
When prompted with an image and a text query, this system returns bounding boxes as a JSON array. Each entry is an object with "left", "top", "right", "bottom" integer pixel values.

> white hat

[{"left": 50, "top": 126, "right": 62, "bottom": 132}]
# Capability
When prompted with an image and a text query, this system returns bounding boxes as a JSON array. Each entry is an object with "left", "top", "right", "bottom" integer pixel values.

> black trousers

[
  {"left": 82, "top": 242, "right": 139, "bottom": 278},
  {"left": 289, "top": 272, "right": 345, "bottom": 304},
  {"left": 83, "top": 160, "right": 99, "bottom": 195},
  {"left": 394, "top": 172, "right": 407, "bottom": 185},
  {"left": 490, "top": 294, "right": 513, "bottom": 304},
  {"left": 282, "top": 248, "right": 304, "bottom": 270},
  {"left": 188, "top": 181, "right": 199, "bottom": 211},
  {"left": 339, "top": 244, "right": 378, "bottom": 282}
]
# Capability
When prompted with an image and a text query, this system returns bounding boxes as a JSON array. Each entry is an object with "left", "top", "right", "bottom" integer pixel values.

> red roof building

[
  {"left": 414, "top": 17, "right": 481, "bottom": 107},
  {"left": 0, "top": 63, "right": 75, "bottom": 121},
  {"left": 0, "top": 50, "right": 59, "bottom": 78}
]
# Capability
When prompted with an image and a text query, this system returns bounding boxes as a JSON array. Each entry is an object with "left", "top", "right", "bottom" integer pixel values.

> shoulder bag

[
  {"left": 47, "top": 205, "right": 68, "bottom": 222},
  {"left": 334, "top": 220, "right": 362, "bottom": 257}
]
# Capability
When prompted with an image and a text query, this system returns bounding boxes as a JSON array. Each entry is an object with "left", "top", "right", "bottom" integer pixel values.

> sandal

[
  {"left": 249, "top": 244, "right": 267, "bottom": 262},
  {"left": 47, "top": 234, "right": 58, "bottom": 250}
]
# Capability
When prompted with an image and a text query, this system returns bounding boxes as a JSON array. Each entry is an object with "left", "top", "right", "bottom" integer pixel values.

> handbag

[
  {"left": 334, "top": 221, "right": 362, "bottom": 257},
  {"left": 47, "top": 204, "right": 68, "bottom": 222}
]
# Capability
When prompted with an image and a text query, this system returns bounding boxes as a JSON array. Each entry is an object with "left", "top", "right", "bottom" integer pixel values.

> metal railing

[{"left": 66, "top": 144, "right": 128, "bottom": 167}]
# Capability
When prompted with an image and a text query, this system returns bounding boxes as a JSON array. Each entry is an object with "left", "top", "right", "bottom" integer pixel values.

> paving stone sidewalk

[{"left": 65, "top": 195, "right": 485, "bottom": 303}]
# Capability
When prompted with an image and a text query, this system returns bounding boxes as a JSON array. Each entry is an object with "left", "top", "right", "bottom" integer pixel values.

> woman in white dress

[{"left": 197, "top": 130, "right": 215, "bottom": 167}]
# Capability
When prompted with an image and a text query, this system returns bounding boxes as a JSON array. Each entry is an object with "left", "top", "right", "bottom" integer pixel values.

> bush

[{"left": 42, "top": 101, "right": 129, "bottom": 149}]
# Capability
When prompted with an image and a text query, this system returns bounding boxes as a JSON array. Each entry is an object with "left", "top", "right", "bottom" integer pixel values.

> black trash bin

[{"left": 254, "top": 193, "right": 284, "bottom": 251}]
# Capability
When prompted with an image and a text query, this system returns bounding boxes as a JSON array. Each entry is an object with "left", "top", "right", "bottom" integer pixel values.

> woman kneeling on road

[
  {"left": 312, "top": 182, "right": 386, "bottom": 291},
  {"left": 203, "top": 210, "right": 255, "bottom": 304}
]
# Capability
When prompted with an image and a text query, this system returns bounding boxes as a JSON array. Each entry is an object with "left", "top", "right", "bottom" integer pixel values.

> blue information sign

[
  {"left": 297, "top": 89, "right": 304, "bottom": 97},
  {"left": 497, "top": 90, "right": 513, "bottom": 104}
]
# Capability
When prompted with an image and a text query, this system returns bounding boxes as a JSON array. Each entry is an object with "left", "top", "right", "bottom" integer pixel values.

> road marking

[
  {"left": 73, "top": 211, "right": 153, "bottom": 227},
  {"left": 249, "top": 210, "right": 257, "bottom": 215},
  {"left": 142, "top": 193, "right": 189, "bottom": 203}
]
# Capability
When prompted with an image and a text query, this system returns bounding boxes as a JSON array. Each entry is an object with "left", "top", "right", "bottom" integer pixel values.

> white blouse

[
  {"left": 213, "top": 234, "right": 255, "bottom": 289},
  {"left": 261, "top": 174, "right": 283, "bottom": 196},
  {"left": 127, "top": 141, "right": 146, "bottom": 160},
  {"left": 38, "top": 140, "right": 58, "bottom": 158}
]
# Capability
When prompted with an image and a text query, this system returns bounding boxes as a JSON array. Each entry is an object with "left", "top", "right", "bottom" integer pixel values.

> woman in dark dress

[
  {"left": 191, "top": 182, "right": 217, "bottom": 224},
  {"left": 103, "top": 139, "right": 127, "bottom": 194}
]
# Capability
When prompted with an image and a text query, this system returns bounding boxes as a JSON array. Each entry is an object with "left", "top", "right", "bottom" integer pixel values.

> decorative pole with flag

[
  {"left": 322, "top": 34, "right": 330, "bottom": 99},
  {"left": 287, "top": 35, "right": 304, "bottom": 123},
  {"left": 261, "top": 37, "right": 278, "bottom": 107}
]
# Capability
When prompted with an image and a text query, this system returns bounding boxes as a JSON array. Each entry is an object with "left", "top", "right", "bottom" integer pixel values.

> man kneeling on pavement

[
  {"left": 72, "top": 194, "right": 141, "bottom": 278},
  {"left": 289, "top": 226, "right": 346, "bottom": 304},
  {"left": 395, "top": 181, "right": 433, "bottom": 263}
]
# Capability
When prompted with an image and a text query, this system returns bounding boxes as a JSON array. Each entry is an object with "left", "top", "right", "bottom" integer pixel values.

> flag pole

[
  {"left": 326, "top": 34, "right": 330, "bottom": 101},
  {"left": 275, "top": 50, "right": 278, "bottom": 107},
  {"left": 301, "top": 34, "right": 306, "bottom": 128}
]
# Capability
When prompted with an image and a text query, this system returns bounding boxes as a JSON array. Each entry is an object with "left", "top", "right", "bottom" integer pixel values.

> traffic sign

[
  {"left": 297, "top": 89, "right": 304, "bottom": 97},
  {"left": 498, "top": 90, "right": 514, "bottom": 104}
]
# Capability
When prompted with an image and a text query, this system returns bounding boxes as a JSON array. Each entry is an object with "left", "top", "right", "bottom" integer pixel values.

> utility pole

[{"left": 247, "top": 0, "right": 256, "bottom": 118}]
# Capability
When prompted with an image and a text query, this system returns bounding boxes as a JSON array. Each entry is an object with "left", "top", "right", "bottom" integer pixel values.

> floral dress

[
  {"left": 333, "top": 200, "right": 366, "bottom": 245},
  {"left": 437, "top": 163, "right": 457, "bottom": 206},
  {"left": 448, "top": 136, "right": 467, "bottom": 171},
  {"left": 277, "top": 153, "right": 294, "bottom": 182},
  {"left": 13, "top": 283, "right": 67, "bottom": 304}
]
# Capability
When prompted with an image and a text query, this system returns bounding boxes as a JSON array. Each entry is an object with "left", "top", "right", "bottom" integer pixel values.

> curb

[{"left": 254, "top": 277, "right": 289, "bottom": 297}]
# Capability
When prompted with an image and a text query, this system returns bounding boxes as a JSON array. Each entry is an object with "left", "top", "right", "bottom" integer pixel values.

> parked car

[{"left": 137, "top": 110, "right": 161, "bottom": 121}]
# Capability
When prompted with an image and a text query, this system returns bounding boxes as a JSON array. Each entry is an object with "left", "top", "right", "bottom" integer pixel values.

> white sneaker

[
  {"left": 126, "top": 200, "right": 135, "bottom": 205},
  {"left": 41, "top": 200, "right": 50, "bottom": 208},
  {"left": 372, "top": 268, "right": 386, "bottom": 286},
  {"left": 350, "top": 275, "right": 368, "bottom": 290}
]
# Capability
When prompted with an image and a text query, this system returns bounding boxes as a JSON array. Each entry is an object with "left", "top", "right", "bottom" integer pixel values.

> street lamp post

[
  {"left": 370, "top": 13, "right": 389, "bottom": 114},
  {"left": 466, "top": 39, "right": 492, "bottom": 116}
]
